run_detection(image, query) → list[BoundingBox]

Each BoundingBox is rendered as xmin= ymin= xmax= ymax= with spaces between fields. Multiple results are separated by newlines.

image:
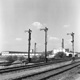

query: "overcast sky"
xmin=0 ymin=0 xmax=80 ymax=52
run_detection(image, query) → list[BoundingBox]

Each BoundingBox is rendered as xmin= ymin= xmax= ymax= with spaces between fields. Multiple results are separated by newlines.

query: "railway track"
xmin=12 ymin=60 xmax=80 ymax=80
xmin=0 ymin=58 xmax=73 ymax=74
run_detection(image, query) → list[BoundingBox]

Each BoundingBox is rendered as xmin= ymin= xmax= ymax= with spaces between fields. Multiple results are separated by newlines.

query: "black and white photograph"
xmin=0 ymin=0 xmax=80 ymax=80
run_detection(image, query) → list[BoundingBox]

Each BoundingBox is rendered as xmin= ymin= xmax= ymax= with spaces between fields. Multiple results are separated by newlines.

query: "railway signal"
xmin=40 ymin=27 xmax=48 ymax=63
xmin=67 ymin=32 xmax=75 ymax=58
xmin=25 ymin=29 xmax=32 ymax=63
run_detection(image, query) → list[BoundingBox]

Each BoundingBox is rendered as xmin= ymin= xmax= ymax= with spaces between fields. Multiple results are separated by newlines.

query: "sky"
xmin=0 ymin=0 xmax=80 ymax=52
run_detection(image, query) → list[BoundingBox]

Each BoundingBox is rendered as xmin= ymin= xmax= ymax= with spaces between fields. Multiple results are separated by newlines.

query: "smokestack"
xmin=34 ymin=43 xmax=37 ymax=54
xmin=62 ymin=38 xmax=64 ymax=49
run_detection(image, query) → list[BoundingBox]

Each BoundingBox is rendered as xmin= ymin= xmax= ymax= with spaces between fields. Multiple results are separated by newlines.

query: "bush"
xmin=13 ymin=56 xmax=18 ymax=61
xmin=32 ymin=55 xmax=38 ymax=60
xmin=54 ymin=52 xmax=66 ymax=59
xmin=5 ymin=56 xmax=18 ymax=63
xmin=19 ymin=56 xmax=25 ymax=61
xmin=39 ymin=55 xmax=45 ymax=61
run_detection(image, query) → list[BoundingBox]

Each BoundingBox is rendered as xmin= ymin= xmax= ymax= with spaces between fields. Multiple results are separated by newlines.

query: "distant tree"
xmin=5 ymin=56 xmax=18 ymax=63
xmin=13 ymin=56 xmax=18 ymax=61
xmin=32 ymin=55 xmax=38 ymax=60
xmin=39 ymin=54 xmax=45 ymax=61
xmin=47 ymin=50 xmax=53 ymax=56
xmin=31 ymin=55 xmax=39 ymax=62
xmin=19 ymin=56 xmax=25 ymax=61
xmin=54 ymin=52 xmax=66 ymax=59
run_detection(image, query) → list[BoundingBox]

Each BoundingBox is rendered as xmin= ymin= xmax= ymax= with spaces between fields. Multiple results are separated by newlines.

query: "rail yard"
xmin=0 ymin=58 xmax=80 ymax=80
xmin=1 ymin=0 xmax=80 ymax=80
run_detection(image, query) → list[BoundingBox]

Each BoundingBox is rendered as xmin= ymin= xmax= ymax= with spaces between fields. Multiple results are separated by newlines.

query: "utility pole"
xmin=40 ymin=27 xmax=48 ymax=63
xmin=25 ymin=29 xmax=32 ymax=63
xmin=67 ymin=32 xmax=75 ymax=57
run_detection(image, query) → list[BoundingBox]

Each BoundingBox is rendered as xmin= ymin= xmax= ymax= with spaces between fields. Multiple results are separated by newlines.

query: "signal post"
xmin=25 ymin=29 xmax=32 ymax=63
xmin=40 ymin=27 xmax=48 ymax=63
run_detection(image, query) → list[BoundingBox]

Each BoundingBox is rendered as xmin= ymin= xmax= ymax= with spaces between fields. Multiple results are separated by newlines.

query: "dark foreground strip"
xmin=0 ymin=59 xmax=72 ymax=74
xmin=12 ymin=61 xmax=80 ymax=80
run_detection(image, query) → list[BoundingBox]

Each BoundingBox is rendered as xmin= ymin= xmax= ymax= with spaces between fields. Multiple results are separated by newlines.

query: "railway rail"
xmin=12 ymin=60 xmax=80 ymax=80
xmin=0 ymin=58 xmax=74 ymax=74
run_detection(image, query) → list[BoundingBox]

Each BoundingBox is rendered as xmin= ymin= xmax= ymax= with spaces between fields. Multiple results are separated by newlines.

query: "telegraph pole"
xmin=25 ymin=29 xmax=32 ymax=63
xmin=40 ymin=27 xmax=48 ymax=63
xmin=67 ymin=32 xmax=75 ymax=58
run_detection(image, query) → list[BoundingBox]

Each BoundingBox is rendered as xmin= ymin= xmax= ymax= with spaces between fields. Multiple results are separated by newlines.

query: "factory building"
xmin=1 ymin=51 xmax=42 ymax=58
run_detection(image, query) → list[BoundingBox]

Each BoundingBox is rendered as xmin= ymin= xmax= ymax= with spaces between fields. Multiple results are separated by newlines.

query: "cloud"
xmin=32 ymin=22 xmax=43 ymax=29
xmin=64 ymin=25 xmax=70 ymax=28
xmin=16 ymin=38 xmax=22 ymax=41
xmin=49 ymin=36 xmax=59 ymax=41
